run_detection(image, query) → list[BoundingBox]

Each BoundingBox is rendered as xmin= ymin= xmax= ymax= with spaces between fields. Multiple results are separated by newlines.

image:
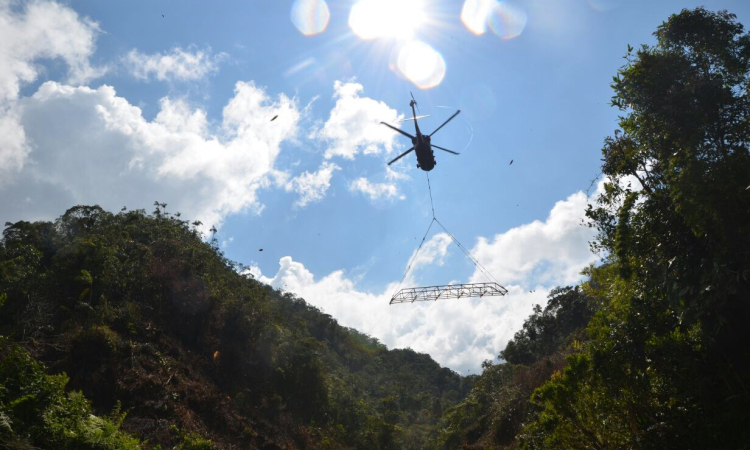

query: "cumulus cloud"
xmin=284 ymin=161 xmax=340 ymax=208
xmin=470 ymin=190 xmax=598 ymax=286
xmin=313 ymin=80 xmax=403 ymax=159
xmin=0 ymin=0 xmax=104 ymax=180
xmin=385 ymin=165 xmax=410 ymax=181
xmin=123 ymin=46 xmax=227 ymax=82
xmin=0 ymin=80 xmax=300 ymax=229
xmin=0 ymin=0 xmax=103 ymax=103
xmin=349 ymin=177 xmax=405 ymax=201
xmin=0 ymin=112 xmax=28 ymax=179
xmin=409 ymin=232 xmax=452 ymax=270
xmin=251 ymin=187 xmax=599 ymax=373
xmin=252 ymin=255 xmax=547 ymax=374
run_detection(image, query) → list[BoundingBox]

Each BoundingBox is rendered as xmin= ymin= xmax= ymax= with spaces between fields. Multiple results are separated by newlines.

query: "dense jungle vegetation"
xmin=1 ymin=6 xmax=749 ymax=450
xmin=431 ymin=7 xmax=750 ymax=449
xmin=0 ymin=202 xmax=476 ymax=449
xmin=1 ymin=212 xmax=590 ymax=450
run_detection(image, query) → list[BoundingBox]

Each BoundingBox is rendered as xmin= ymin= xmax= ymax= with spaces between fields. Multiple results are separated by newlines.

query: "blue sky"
xmin=1 ymin=0 xmax=747 ymax=372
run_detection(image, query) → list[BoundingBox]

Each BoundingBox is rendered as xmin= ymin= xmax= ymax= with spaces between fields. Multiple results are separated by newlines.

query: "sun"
xmin=349 ymin=0 xmax=426 ymax=41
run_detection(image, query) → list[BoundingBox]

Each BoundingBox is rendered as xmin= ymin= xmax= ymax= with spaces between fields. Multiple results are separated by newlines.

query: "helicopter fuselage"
xmin=409 ymin=100 xmax=436 ymax=171
xmin=382 ymin=94 xmax=459 ymax=171
xmin=412 ymin=135 xmax=435 ymax=171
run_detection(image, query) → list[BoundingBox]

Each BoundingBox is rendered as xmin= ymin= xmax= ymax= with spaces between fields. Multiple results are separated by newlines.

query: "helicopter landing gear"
xmin=416 ymin=164 xmax=420 ymax=169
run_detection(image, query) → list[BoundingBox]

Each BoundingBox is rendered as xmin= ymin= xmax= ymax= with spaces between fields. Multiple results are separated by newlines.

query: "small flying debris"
xmin=162 ymin=14 xmax=164 ymax=17
xmin=381 ymin=92 xmax=460 ymax=171
xmin=121 ymin=206 xmax=127 ymax=211
xmin=259 ymin=248 xmax=263 ymax=252
xmin=270 ymin=115 xmax=278 ymax=121
xmin=746 ymin=185 xmax=750 ymax=190
xmin=509 ymin=159 xmax=514 ymax=165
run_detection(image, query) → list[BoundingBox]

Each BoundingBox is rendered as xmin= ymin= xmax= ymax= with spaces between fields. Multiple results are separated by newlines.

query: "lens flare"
xmin=397 ymin=41 xmax=446 ymax=90
xmin=291 ymin=0 xmax=330 ymax=36
xmin=488 ymin=2 xmax=527 ymax=40
xmin=587 ymin=0 xmax=623 ymax=12
xmin=349 ymin=0 xmax=426 ymax=40
xmin=460 ymin=0 xmax=496 ymax=35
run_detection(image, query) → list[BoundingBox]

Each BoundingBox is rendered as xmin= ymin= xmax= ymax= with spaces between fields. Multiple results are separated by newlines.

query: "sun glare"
xmin=461 ymin=0 xmax=496 ymax=35
xmin=291 ymin=0 xmax=330 ymax=36
xmin=488 ymin=2 xmax=527 ymax=40
xmin=349 ymin=0 xmax=426 ymax=41
xmin=461 ymin=0 xmax=527 ymax=40
xmin=396 ymin=40 xmax=446 ymax=90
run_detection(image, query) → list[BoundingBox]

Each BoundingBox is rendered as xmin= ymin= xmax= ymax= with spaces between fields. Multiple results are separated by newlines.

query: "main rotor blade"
xmin=429 ymin=110 xmax=461 ymax=137
xmin=381 ymin=122 xmax=416 ymax=140
xmin=387 ymin=146 xmax=415 ymax=166
xmin=399 ymin=115 xmax=430 ymax=122
xmin=431 ymin=144 xmax=459 ymax=155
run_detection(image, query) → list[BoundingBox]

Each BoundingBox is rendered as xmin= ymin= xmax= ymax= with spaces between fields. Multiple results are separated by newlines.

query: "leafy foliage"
xmin=0 ymin=205 xmax=470 ymax=449
xmin=500 ymin=287 xmax=597 ymax=366
xmin=523 ymin=7 xmax=750 ymax=450
xmin=429 ymin=8 xmax=750 ymax=450
xmin=0 ymin=336 xmax=142 ymax=449
xmin=432 ymin=286 xmax=597 ymax=449
xmin=2 ymin=8 xmax=748 ymax=450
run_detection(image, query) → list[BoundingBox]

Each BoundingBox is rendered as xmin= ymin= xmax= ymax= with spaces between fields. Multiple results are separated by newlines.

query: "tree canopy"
xmin=524 ymin=8 xmax=750 ymax=449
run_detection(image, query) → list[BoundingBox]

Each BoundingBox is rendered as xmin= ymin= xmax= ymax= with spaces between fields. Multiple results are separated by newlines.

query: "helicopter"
xmin=381 ymin=93 xmax=461 ymax=171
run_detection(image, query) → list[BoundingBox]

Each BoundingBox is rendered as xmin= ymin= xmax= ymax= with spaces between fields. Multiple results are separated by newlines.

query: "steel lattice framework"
xmin=390 ymin=282 xmax=508 ymax=305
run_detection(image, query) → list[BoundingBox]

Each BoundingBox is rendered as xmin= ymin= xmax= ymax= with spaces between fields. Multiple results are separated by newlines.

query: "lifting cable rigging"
xmin=390 ymin=173 xmax=508 ymax=305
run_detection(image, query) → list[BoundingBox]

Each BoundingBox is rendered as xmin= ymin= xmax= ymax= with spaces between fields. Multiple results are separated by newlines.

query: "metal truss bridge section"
xmin=390 ymin=282 xmax=508 ymax=305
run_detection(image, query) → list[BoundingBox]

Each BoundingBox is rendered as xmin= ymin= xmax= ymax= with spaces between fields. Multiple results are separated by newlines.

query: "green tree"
xmin=501 ymin=287 xmax=596 ymax=365
xmin=0 ymin=337 xmax=141 ymax=449
xmin=524 ymin=8 xmax=750 ymax=449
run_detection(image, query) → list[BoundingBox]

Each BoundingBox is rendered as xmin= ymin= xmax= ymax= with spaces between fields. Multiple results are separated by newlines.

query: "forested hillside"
xmin=0 ymin=204 xmax=473 ymax=449
xmin=1 ymin=6 xmax=749 ymax=450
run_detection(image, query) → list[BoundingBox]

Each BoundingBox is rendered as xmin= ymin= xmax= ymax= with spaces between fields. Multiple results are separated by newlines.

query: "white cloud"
xmin=409 ymin=232 xmax=452 ymax=270
xmin=349 ymin=177 xmax=405 ymax=201
xmin=0 ymin=112 xmax=28 ymax=179
xmin=0 ymin=80 xmax=300 ymax=230
xmin=470 ymin=190 xmax=598 ymax=286
xmin=253 ymin=255 xmax=547 ymax=374
xmin=313 ymin=80 xmax=403 ymax=159
xmin=0 ymin=0 xmax=103 ymax=104
xmin=123 ymin=46 xmax=226 ymax=82
xmin=0 ymin=0 xmax=104 ymax=181
xmin=251 ymin=187 xmax=599 ymax=373
xmin=385 ymin=165 xmax=410 ymax=181
xmin=284 ymin=161 xmax=340 ymax=208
